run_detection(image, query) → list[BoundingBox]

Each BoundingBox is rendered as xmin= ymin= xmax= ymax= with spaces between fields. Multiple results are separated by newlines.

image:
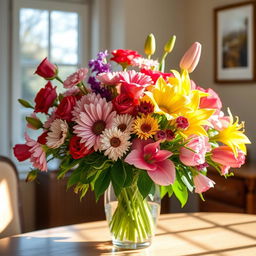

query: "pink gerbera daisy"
xmin=73 ymin=99 xmax=116 ymax=151
xmin=72 ymin=93 xmax=102 ymax=121
xmin=25 ymin=133 xmax=47 ymax=171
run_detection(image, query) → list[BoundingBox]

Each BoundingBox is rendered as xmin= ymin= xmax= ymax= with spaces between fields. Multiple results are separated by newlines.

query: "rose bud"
xmin=180 ymin=42 xmax=201 ymax=73
xmin=35 ymin=57 xmax=58 ymax=80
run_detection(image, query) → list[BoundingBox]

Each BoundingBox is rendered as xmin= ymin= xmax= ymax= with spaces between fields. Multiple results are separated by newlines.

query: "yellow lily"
xmin=145 ymin=77 xmax=191 ymax=120
xmin=213 ymin=109 xmax=251 ymax=156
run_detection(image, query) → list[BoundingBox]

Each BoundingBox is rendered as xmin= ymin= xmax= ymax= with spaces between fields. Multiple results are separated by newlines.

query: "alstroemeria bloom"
xmin=119 ymin=70 xmax=152 ymax=99
xmin=193 ymin=172 xmax=215 ymax=193
xmin=125 ymin=139 xmax=175 ymax=185
xmin=25 ymin=133 xmax=47 ymax=171
xmin=180 ymin=42 xmax=201 ymax=73
xmin=197 ymin=87 xmax=222 ymax=111
xmin=180 ymin=136 xmax=210 ymax=166
xmin=211 ymin=146 xmax=245 ymax=175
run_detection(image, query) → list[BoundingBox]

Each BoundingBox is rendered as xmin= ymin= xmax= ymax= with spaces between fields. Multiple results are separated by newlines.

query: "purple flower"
xmin=88 ymin=51 xmax=113 ymax=101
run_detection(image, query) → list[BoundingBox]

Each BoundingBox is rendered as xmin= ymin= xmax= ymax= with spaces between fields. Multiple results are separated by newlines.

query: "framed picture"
xmin=214 ymin=2 xmax=256 ymax=83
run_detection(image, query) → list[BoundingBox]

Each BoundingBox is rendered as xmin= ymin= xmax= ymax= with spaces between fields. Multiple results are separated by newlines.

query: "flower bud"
xmin=180 ymin=42 xmax=201 ymax=73
xmin=164 ymin=35 xmax=176 ymax=53
xmin=144 ymin=33 xmax=156 ymax=56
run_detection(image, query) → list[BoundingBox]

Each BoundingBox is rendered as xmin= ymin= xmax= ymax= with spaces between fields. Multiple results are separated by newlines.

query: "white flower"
xmin=112 ymin=114 xmax=134 ymax=134
xmin=46 ymin=119 xmax=68 ymax=148
xmin=100 ymin=127 xmax=131 ymax=161
xmin=132 ymin=57 xmax=159 ymax=69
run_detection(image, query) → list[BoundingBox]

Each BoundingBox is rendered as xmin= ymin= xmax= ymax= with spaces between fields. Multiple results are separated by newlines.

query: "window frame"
xmin=11 ymin=0 xmax=89 ymax=176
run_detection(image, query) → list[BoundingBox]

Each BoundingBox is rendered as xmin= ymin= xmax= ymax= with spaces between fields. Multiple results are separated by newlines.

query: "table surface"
xmin=0 ymin=212 xmax=256 ymax=256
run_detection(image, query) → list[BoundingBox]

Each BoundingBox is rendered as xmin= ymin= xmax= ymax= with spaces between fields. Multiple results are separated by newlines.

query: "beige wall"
xmin=185 ymin=0 xmax=255 ymax=162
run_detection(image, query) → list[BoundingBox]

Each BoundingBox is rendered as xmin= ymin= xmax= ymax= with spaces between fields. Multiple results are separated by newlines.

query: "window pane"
xmin=51 ymin=11 xmax=78 ymax=64
xmin=20 ymin=8 xmax=48 ymax=63
xmin=21 ymin=66 xmax=45 ymax=103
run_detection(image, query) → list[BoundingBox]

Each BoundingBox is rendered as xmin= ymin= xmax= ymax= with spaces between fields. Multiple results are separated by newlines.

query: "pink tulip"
xmin=180 ymin=42 xmax=201 ymax=73
xmin=125 ymin=139 xmax=175 ymax=185
xmin=180 ymin=136 xmax=210 ymax=166
xmin=211 ymin=146 xmax=245 ymax=175
xmin=193 ymin=172 xmax=215 ymax=193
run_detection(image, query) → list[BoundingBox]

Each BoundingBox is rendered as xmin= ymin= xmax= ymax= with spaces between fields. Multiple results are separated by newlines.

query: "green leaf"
xmin=57 ymin=157 xmax=80 ymax=179
xmin=137 ymin=171 xmax=153 ymax=199
xmin=110 ymin=160 xmax=126 ymax=188
xmin=94 ymin=168 xmax=111 ymax=201
xmin=160 ymin=185 xmax=173 ymax=198
xmin=18 ymin=99 xmax=34 ymax=109
xmin=172 ymin=177 xmax=188 ymax=208
xmin=67 ymin=170 xmax=82 ymax=189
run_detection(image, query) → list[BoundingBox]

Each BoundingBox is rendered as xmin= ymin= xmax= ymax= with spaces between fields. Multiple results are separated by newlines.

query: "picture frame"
xmin=214 ymin=1 xmax=256 ymax=83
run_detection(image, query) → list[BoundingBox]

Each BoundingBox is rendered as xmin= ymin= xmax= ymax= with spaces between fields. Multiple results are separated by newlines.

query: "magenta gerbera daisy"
xmin=73 ymin=99 xmax=116 ymax=151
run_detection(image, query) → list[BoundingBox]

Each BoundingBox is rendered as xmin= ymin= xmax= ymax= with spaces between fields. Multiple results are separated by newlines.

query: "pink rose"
xmin=193 ymin=172 xmax=215 ymax=193
xmin=211 ymin=146 xmax=245 ymax=175
xmin=63 ymin=68 xmax=88 ymax=88
xmin=180 ymin=136 xmax=210 ymax=166
xmin=56 ymin=95 xmax=77 ymax=121
xmin=35 ymin=57 xmax=57 ymax=79
xmin=34 ymin=81 xmax=57 ymax=113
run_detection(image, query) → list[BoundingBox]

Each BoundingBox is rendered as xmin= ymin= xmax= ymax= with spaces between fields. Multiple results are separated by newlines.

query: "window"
xmin=11 ymin=0 xmax=89 ymax=173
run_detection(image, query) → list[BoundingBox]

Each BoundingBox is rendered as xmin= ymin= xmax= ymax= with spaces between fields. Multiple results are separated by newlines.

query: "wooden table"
xmin=1 ymin=213 xmax=256 ymax=256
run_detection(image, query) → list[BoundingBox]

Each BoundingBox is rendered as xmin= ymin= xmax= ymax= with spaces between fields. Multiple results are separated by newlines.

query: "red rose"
xmin=141 ymin=68 xmax=174 ymax=83
xmin=69 ymin=136 xmax=94 ymax=159
xmin=34 ymin=81 xmax=57 ymax=113
xmin=56 ymin=95 xmax=76 ymax=121
xmin=13 ymin=144 xmax=32 ymax=161
xmin=35 ymin=57 xmax=58 ymax=79
xmin=37 ymin=132 xmax=48 ymax=145
xmin=112 ymin=93 xmax=138 ymax=115
xmin=111 ymin=49 xmax=141 ymax=67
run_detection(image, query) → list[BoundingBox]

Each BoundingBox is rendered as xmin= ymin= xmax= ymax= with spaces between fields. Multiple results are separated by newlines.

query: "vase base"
xmin=112 ymin=239 xmax=151 ymax=250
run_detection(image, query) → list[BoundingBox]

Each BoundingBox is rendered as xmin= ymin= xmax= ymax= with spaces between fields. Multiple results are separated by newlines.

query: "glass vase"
xmin=104 ymin=182 xmax=161 ymax=249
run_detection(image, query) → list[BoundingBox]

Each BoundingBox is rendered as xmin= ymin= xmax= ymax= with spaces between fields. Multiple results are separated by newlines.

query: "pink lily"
xmin=125 ymin=139 xmax=175 ymax=185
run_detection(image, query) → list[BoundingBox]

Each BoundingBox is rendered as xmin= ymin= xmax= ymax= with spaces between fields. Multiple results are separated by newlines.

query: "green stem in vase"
xmin=108 ymin=183 xmax=156 ymax=243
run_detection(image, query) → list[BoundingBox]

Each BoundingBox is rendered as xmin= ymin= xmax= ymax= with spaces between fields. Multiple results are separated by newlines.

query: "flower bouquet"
xmin=14 ymin=34 xmax=250 ymax=249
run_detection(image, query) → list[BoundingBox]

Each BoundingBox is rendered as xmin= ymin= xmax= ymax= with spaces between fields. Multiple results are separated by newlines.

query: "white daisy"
xmin=46 ymin=119 xmax=68 ymax=148
xmin=100 ymin=127 xmax=131 ymax=161
xmin=112 ymin=114 xmax=134 ymax=134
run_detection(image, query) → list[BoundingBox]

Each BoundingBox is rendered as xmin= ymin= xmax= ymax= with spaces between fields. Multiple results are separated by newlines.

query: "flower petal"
xmin=147 ymin=159 xmax=176 ymax=185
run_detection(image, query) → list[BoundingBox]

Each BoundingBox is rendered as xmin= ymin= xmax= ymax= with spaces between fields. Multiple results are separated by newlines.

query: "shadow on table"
xmin=0 ymin=236 xmax=151 ymax=256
